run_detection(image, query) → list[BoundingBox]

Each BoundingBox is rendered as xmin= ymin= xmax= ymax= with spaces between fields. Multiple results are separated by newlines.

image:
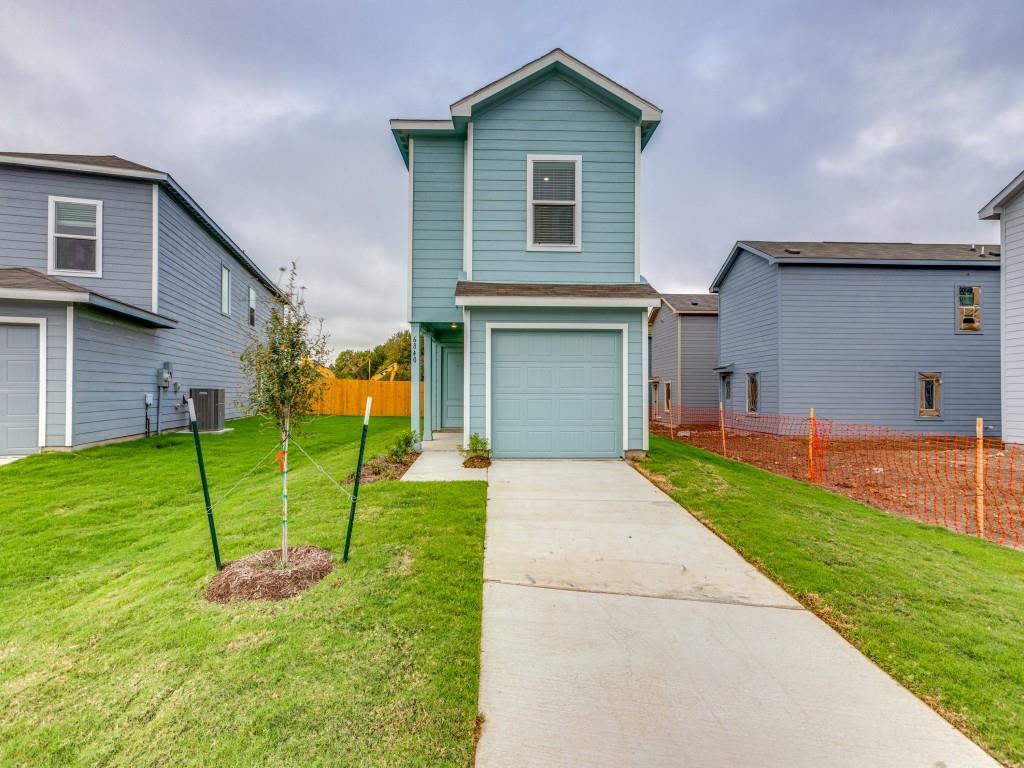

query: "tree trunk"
xmin=281 ymin=411 xmax=290 ymax=567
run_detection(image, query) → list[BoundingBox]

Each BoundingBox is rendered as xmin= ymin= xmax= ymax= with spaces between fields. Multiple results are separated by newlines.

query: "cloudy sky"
xmin=2 ymin=0 xmax=1022 ymax=352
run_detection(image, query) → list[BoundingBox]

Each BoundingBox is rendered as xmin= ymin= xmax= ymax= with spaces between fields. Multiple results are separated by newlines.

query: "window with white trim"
xmin=221 ymin=266 xmax=231 ymax=315
xmin=527 ymin=155 xmax=581 ymax=250
xmin=49 ymin=196 xmax=102 ymax=275
xmin=248 ymin=286 xmax=257 ymax=326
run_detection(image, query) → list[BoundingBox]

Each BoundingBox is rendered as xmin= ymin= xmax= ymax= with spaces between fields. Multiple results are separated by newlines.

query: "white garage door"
xmin=0 ymin=324 xmax=40 ymax=455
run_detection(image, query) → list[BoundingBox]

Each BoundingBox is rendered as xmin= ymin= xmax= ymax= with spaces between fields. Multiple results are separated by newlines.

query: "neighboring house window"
xmin=221 ymin=266 xmax=231 ymax=315
xmin=48 ymin=196 xmax=102 ymax=276
xmin=664 ymin=382 xmax=672 ymax=413
xmin=918 ymin=372 xmax=941 ymax=417
xmin=957 ymin=285 xmax=981 ymax=332
xmin=746 ymin=373 xmax=759 ymax=413
xmin=248 ymin=286 xmax=256 ymax=326
xmin=650 ymin=381 xmax=659 ymax=413
xmin=527 ymin=155 xmax=582 ymax=251
xmin=721 ymin=373 xmax=732 ymax=401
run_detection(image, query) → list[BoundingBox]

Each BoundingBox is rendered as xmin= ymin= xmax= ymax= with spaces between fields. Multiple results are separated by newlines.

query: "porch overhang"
xmin=454 ymin=281 xmax=661 ymax=309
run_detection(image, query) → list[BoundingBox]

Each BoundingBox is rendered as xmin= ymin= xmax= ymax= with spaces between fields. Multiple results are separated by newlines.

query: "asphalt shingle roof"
xmin=742 ymin=241 xmax=1000 ymax=262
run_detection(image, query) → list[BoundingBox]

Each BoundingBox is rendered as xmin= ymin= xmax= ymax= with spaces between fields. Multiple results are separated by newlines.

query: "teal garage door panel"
xmin=491 ymin=329 xmax=622 ymax=458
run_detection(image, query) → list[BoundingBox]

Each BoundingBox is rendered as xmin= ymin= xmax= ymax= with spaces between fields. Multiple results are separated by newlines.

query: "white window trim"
xmin=526 ymin=154 xmax=582 ymax=252
xmin=0 ymin=315 xmax=47 ymax=448
xmin=220 ymin=265 xmax=231 ymax=316
xmin=484 ymin=322 xmax=629 ymax=453
xmin=48 ymin=195 xmax=103 ymax=278
xmin=248 ymin=285 xmax=257 ymax=326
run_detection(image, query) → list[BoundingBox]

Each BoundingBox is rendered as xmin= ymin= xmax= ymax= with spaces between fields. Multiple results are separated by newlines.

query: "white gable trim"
xmin=979 ymin=167 xmax=1024 ymax=220
xmin=450 ymin=49 xmax=661 ymax=122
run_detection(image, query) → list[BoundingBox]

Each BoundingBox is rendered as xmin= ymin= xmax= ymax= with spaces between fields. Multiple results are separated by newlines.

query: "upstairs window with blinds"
xmin=527 ymin=155 xmax=581 ymax=250
xmin=48 ymin=196 xmax=102 ymax=275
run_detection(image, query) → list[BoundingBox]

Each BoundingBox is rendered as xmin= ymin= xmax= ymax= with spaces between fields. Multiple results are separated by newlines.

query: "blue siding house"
xmin=391 ymin=49 xmax=662 ymax=457
xmin=0 ymin=153 xmax=279 ymax=454
xmin=980 ymin=169 xmax=1024 ymax=444
xmin=648 ymin=294 xmax=719 ymax=415
xmin=711 ymin=241 xmax=1001 ymax=435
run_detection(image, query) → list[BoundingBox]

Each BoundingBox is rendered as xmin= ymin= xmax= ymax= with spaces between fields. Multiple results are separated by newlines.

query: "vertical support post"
xmin=808 ymin=407 xmax=816 ymax=483
xmin=281 ymin=412 xmax=290 ymax=566
xmin=410 ymin=323 xmax=421 ymax=448
xmin=188 ymin=398 xmax=221 ymax=570
xmin=719 ymin=400 xmax=727 ymax=456
xmin=976 ymin=416 xmax=986 ymax=538
xmin=344 ymin=397 xmax=372 ymax=563
xmin=423 ymin=331 xmax=433 ymax=441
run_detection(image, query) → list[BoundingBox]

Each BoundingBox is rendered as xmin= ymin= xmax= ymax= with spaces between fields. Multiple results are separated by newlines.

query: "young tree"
xmin=240 ymin=263 xmax=330 ymax=566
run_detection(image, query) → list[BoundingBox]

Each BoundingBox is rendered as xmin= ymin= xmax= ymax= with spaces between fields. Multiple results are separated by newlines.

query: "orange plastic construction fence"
xmin=651 ymin=404 xmax=1022 ymax=549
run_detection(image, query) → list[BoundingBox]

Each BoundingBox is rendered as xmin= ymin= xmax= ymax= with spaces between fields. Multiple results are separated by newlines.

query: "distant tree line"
xmin=333 ymin=330 xmax=412 ymax=380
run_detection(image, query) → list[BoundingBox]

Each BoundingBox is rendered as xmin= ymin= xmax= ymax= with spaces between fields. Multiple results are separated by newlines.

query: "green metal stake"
xmin=188 ymin=398 xmax=222 ymax=570
xmin=343 ymin=397 xmax=372 ymax=563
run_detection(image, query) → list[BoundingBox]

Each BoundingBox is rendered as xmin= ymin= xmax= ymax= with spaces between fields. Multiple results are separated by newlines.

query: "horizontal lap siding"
xmin=412 ymin=137 xmax=463 ymax=323
xmin=1002 ymin=193 xmax=1024 ymax=442
xmin=468 ymin=307 xmax=645 ymax=451
xmin=717 ymin=250 xmax=780 ymax=413
xmin=0 ymin=167 xmax=153 ymax=307
xmin=472 ymin=75 xmax=636 ymax=283
xmin=779 ymin=264 xmax=1000 ymax=434
xmin=681 ymin=314 xmax=720 ymax=408
xmin=153 ymin=190 xmax=275 ymax=434
xmin=0 ymin=299 xmax=68 ymax=446
xmin=649 ymin=307 xmax=676 ymax=412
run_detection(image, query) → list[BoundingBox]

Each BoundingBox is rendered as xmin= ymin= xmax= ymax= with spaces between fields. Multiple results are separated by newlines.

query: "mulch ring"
xmin=463 ymin=455 xmax=491 ymax=469
xmin=352 ymin=452 xmax=418 ymax=484
xmin=204 ymin=545 xmax=333 ymax=603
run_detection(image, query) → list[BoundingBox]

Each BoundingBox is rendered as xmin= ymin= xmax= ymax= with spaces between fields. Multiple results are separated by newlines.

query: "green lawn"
xmin=643 ymin=435 xmax=1024 ymax=767
xmin=0 ymin=416 xmax=487 ymax=768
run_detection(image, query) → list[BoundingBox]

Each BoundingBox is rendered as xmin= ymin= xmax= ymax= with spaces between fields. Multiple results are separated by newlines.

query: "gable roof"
xmin=0 ymin=152 xmax=281 ymax=295
xmin=390 ymin=48 xmax=662 ymax=165
xmin=979 ymin=167 xmax=1024 ymax=220
xmin=0 ymin=267 xmax=176 ymax=327
xmin=660 ymin=293 xmax=718 ymax=314
xmin=710 ymin=241 xmax=1001 ymax=291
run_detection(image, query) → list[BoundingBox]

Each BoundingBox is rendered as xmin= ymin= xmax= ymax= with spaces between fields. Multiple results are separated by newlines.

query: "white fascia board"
xmin=455 ymin=296 xmax=660 ymax=308
xmin=979 ymin=167 xmax=1024 ymax=220
xmin=450 ymin=49 xmax=662 ymax=123
xmin=0 ymin=154 xmax=166 ymax=181
xmin=389 ymin=119 xmax=456 ymax=132
xmin=0 ymin=288 xmax=89 ymax=302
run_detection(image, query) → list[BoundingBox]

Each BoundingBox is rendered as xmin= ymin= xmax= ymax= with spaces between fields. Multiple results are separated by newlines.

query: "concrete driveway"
xmin=475 ymin=459 xmax=996 ymax=767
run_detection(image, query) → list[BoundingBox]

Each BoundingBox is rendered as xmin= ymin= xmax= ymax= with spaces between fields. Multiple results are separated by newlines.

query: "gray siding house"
xmin=0 ymin=153 xmax=278 ymax=454
xmin=648 ymin=293 xmax=719 ymax=416
xmin=710 ymin=241 xmax=1001 ymax=435
xmin=980 ymin=169 xmax=1024 ymax=444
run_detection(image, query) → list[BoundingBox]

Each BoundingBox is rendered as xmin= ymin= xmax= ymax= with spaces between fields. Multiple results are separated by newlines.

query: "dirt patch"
xmin=204 ymin=545 xmax=333 ymax=603
xmin=462 ymin=455 xmax=491 ymax=469
xmin=352 ymin=453 xmax=418 ymax=484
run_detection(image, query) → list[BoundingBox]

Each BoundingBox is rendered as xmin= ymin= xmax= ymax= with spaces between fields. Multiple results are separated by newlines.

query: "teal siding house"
xmin=391 ymin=49 xmax=662 ymax=458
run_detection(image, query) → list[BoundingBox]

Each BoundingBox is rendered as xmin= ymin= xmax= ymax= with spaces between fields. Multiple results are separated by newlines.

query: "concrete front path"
xmin=401 ymin=431 xmax=488 ymax=482
xmin=476 ymin=459 xmax=996 ymax=768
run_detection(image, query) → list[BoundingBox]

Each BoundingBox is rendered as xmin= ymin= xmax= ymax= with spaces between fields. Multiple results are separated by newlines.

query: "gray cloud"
xmin=1 ymin=0 xmax=1021 ymax=348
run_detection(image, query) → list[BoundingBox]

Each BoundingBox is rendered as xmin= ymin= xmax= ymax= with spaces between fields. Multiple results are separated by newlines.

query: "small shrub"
xmin=461 ymin=433 xmax=490 ymax=460
xmin=386 ymin=430 xmax=420 ymax=462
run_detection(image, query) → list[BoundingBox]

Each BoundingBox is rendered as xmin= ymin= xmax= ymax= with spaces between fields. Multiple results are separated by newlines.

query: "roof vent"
xmin=784 ymin=248 xmax=801 ymax=254
xmin=981 ymin=246 xmax=986 ymax=256
xmin=690 ymin=300 xmax=699 ymax=306
xmin=970 ymin=244 xmax=976 ymax=251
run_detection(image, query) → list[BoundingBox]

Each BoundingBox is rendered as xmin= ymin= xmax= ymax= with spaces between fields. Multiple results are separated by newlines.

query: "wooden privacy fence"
xmin=313 ymin=379 xmax=422 ymax=417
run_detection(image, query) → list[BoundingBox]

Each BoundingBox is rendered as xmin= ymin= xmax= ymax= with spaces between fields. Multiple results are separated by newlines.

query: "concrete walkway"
xmin=401 ymin=431 xmax=488 ymax=482
xmin=476 ymin=459 xmax=996 ymax=767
